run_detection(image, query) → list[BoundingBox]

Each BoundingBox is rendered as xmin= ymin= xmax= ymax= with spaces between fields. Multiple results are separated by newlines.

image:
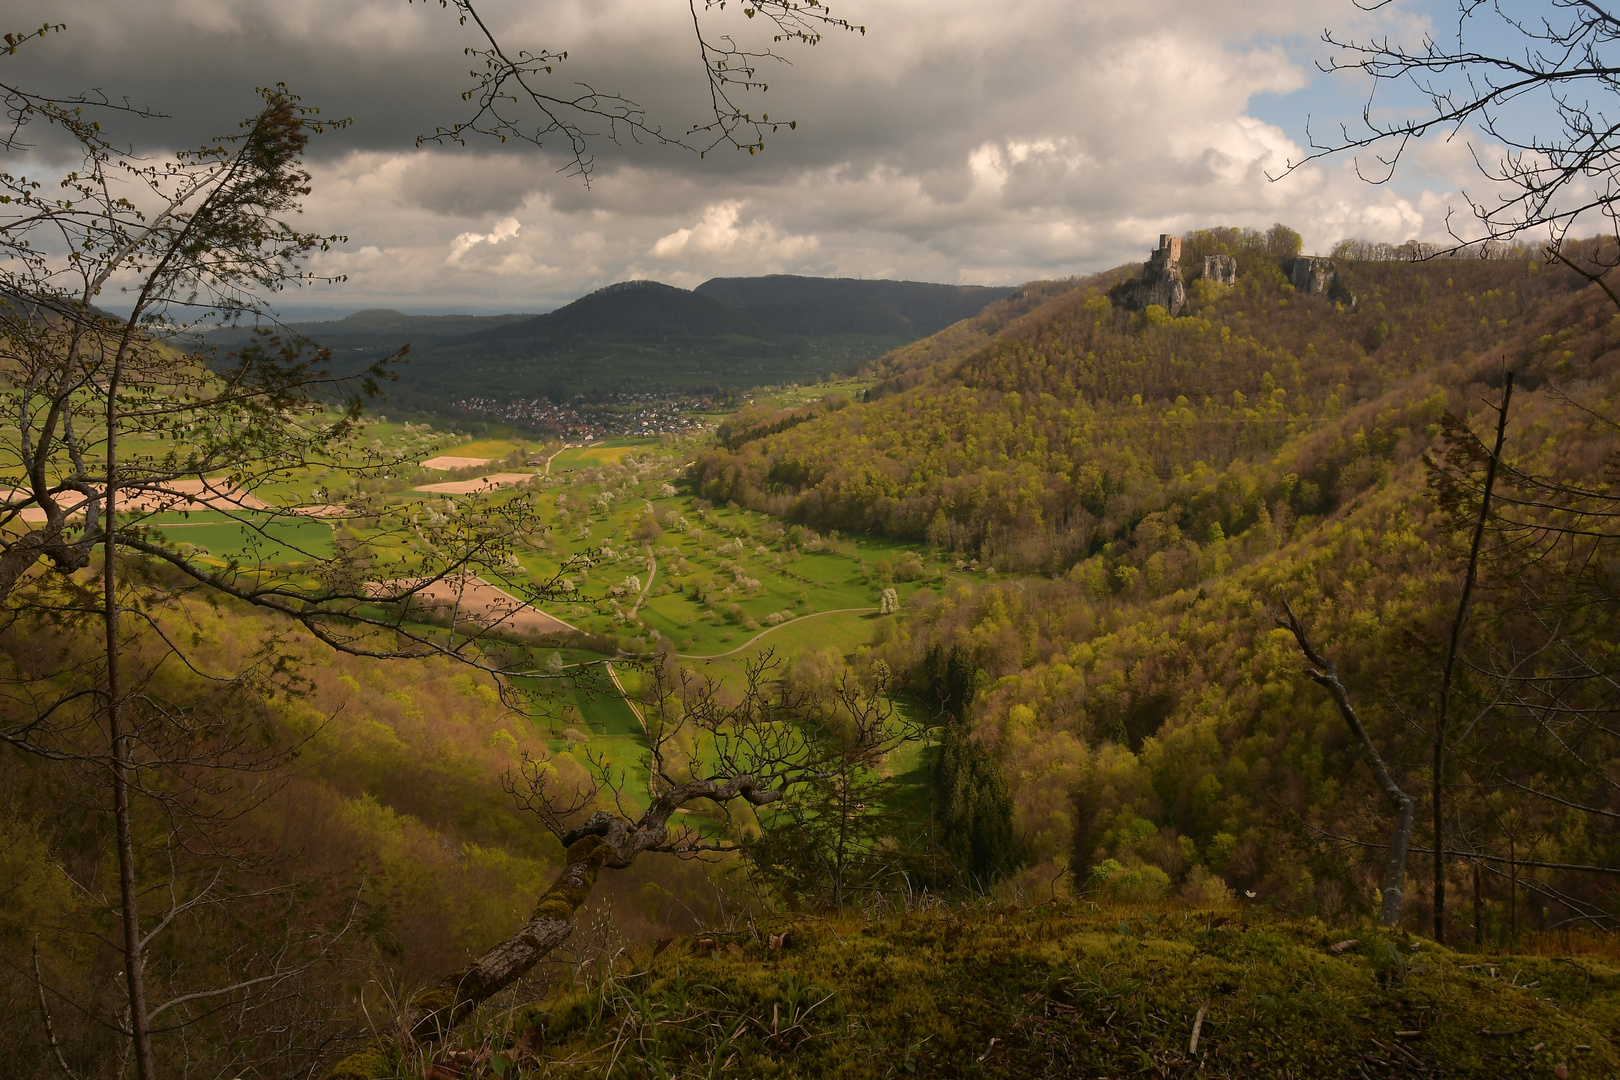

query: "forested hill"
xmin=694 ymin=240 xmax=1620 ymax=932
xmin=454 ymin=280 xmax=771 ymax=348
xmin=694 ymin=249 xmax=1586 ymax=570
xmin=402 ymin=278 xmax=1017 ymax=402
xmin=389 ymin=281 xmax=794 ymax=409
xmin=693 ymin=274 xmax=1016 ymax=337
xmin=203 ymin=277 xmax=1018 ymax=411
xmin=205 ymin=308 xmax=535 ymax=351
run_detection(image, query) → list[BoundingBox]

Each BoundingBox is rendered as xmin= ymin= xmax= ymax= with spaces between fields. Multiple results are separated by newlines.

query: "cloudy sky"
xmin=6 ymin=0 xmax=1491 ymax=314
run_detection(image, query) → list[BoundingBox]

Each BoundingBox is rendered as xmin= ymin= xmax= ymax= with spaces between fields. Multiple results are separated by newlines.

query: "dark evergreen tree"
xmin=925 ymin=644 xmax=1022 ymax=890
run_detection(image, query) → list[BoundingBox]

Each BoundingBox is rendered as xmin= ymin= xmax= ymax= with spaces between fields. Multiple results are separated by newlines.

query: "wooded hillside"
xmin=693 ymin=242 xmax=1620 ymax=937
xmin=694 ymin=253 xmax=1575 ymax=572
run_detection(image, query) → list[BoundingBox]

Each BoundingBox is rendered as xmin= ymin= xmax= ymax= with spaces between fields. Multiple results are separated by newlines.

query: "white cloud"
xmin=8 ymin=0 xmax=1506 ymax=310
xmin=448 ymin=217 xmax=523 ymax=266
xmin=650 ymin=202 xmax=819 ymax=263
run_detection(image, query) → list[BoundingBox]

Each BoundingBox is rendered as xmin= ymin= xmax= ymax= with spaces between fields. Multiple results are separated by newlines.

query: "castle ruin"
xmin=1115 ymin=234 xmax=1237 ymax=316
xmin=1121 ymin=234 xmax=1189 ymax=315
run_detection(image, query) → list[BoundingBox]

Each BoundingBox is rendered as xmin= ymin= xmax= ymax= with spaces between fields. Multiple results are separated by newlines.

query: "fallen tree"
xmin=324 ymin=651 xmax=916 ymax=1078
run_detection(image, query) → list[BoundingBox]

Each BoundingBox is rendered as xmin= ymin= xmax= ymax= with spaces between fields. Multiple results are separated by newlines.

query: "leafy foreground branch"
xmin=325 ymin=652 xmax=914 ymax=1078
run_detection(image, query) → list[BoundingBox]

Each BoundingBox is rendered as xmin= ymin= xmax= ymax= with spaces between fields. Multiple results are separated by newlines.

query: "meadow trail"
xmin=676 ymin=606 xmax=878 ymax=659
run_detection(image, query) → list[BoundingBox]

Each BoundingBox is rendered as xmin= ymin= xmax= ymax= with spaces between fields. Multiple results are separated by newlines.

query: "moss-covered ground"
xmin=427 ymin=903 xmax=1620 ymax=1079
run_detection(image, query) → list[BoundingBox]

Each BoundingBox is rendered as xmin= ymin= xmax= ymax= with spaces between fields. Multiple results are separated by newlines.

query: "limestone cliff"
xmin=1202 ymin=254 xmax=1237 ymax=285
xmin=1290 ymin=255 xmax=1356 ymax=308
xmin=1290 ymin=256 xmax=1335 ymax=295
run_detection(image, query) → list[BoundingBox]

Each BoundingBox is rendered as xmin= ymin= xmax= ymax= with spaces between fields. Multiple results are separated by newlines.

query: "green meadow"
xmin=146 ymin=510 xmax=336 ymax=563
xmin=3 ymin=412 xmax=961 ymax=822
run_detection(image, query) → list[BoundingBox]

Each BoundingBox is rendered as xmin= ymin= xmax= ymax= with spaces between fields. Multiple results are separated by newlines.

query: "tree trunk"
xmin=105 ymin=357 xmax=157 ymax=1080
xmin=320 ymin=771 xmax=779 ymax=1077
xmin=1433 ymin=372 xmax=1513 ymax=945
xmin=1380 ymin=788 xmax=1416 ymax=928
xmin=1509 ymin=835 xmax=1518 ymax=950
xmin=0 ymin=526 xmax=91 ymax=605
xmin=1279 ymin=599 xmax=1415 ymax=928
xmin=322 ymin=835 xmax=613 ymax=1080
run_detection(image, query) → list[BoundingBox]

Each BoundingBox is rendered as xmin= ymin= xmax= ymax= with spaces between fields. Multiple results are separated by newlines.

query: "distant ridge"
xmin=201 ymin=274 xmax=1022 ymax=416
xmin=458 ymin=280 xmax=772 ymax=353
xmin=695 ymin=274 xmax=1016 ymax=337
xmin=204 ymin=309 xmax=533 ymax=350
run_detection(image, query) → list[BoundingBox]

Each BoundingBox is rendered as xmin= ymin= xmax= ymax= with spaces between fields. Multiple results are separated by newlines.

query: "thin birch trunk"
xmin=1433 ymin=371 xmax=1513 ymax=944
xmin=1279 ymin=599 xmax=1416 ymax=927
xmin=104 ymin=349 xmax=156 ymax=1080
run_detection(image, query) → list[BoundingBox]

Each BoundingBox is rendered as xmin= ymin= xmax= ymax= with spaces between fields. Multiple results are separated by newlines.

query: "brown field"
xmin=415 ymin=473 xmax=532 ymax=495
xmin=366 ymin=574 xmax=575 ymax=635
xmin=6 ymin=478 xmax=279 ymax=523
xmin=420 ymin=455 xmax=494 ymax=470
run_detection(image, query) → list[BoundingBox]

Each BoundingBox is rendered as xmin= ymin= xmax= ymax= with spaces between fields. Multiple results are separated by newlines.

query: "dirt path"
xmin=541 ymin=444 xmax=571 ymax=476
xmin=601 ymin=661 xmax=647 ymax=735
xmin=600 ymin=659 xmax=689 ymax=811
xmin=677 ymin=606 xmax=877 ymax=660
xmin=629 ymin=544 xmax=656 ymax=617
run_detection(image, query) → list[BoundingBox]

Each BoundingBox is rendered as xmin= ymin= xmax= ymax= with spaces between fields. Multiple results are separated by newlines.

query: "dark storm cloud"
xmin=0 ymin=1 xmax=1472 ymax=309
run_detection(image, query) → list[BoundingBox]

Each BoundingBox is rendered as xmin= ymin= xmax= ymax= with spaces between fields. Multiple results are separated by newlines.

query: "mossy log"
xmin=321 ymin=836 xmax=610 ymax=1080
xmin=322 ymin=774 xmax=779 ymax=1079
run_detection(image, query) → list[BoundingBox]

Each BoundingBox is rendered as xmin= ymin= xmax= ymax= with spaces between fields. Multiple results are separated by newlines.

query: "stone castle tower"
xmin=1135 ymin=235 xmax=1188 ymax=315
xmin=1115 ymin=233 xmax=1238 ymax=317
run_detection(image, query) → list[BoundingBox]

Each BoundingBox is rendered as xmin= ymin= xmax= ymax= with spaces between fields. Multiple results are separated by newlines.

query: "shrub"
xmin=1089 ymin=860 xmax=1171 ymax=902
xmin=1083 ymin=858 xmax=1124 ymax=894
xmin=1178 ymin=865 xmax=1235 ymax=907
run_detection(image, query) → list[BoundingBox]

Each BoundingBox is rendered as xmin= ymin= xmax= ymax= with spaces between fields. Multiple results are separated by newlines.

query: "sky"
xmin=3 ymin=0 xmax=1507 ymax=315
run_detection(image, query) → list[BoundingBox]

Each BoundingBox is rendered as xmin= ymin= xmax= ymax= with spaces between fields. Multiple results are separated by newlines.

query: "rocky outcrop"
xmin=1290 ymin=256 xmax=1357 ymax=309
xmin=1291 ymin=256 xmax=1335 ymax=295
xmin=1202 ymin=254 xmax=1238 ymax=285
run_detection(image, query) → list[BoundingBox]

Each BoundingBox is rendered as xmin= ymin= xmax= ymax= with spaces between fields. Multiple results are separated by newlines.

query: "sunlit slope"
xmin=693 ymin=256 xmax=1580 ymax=572
xmin=690 ymin=251 xmax=1620 ymax=924
xmin=694 ymin=274 xmax=1015 ymax=337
